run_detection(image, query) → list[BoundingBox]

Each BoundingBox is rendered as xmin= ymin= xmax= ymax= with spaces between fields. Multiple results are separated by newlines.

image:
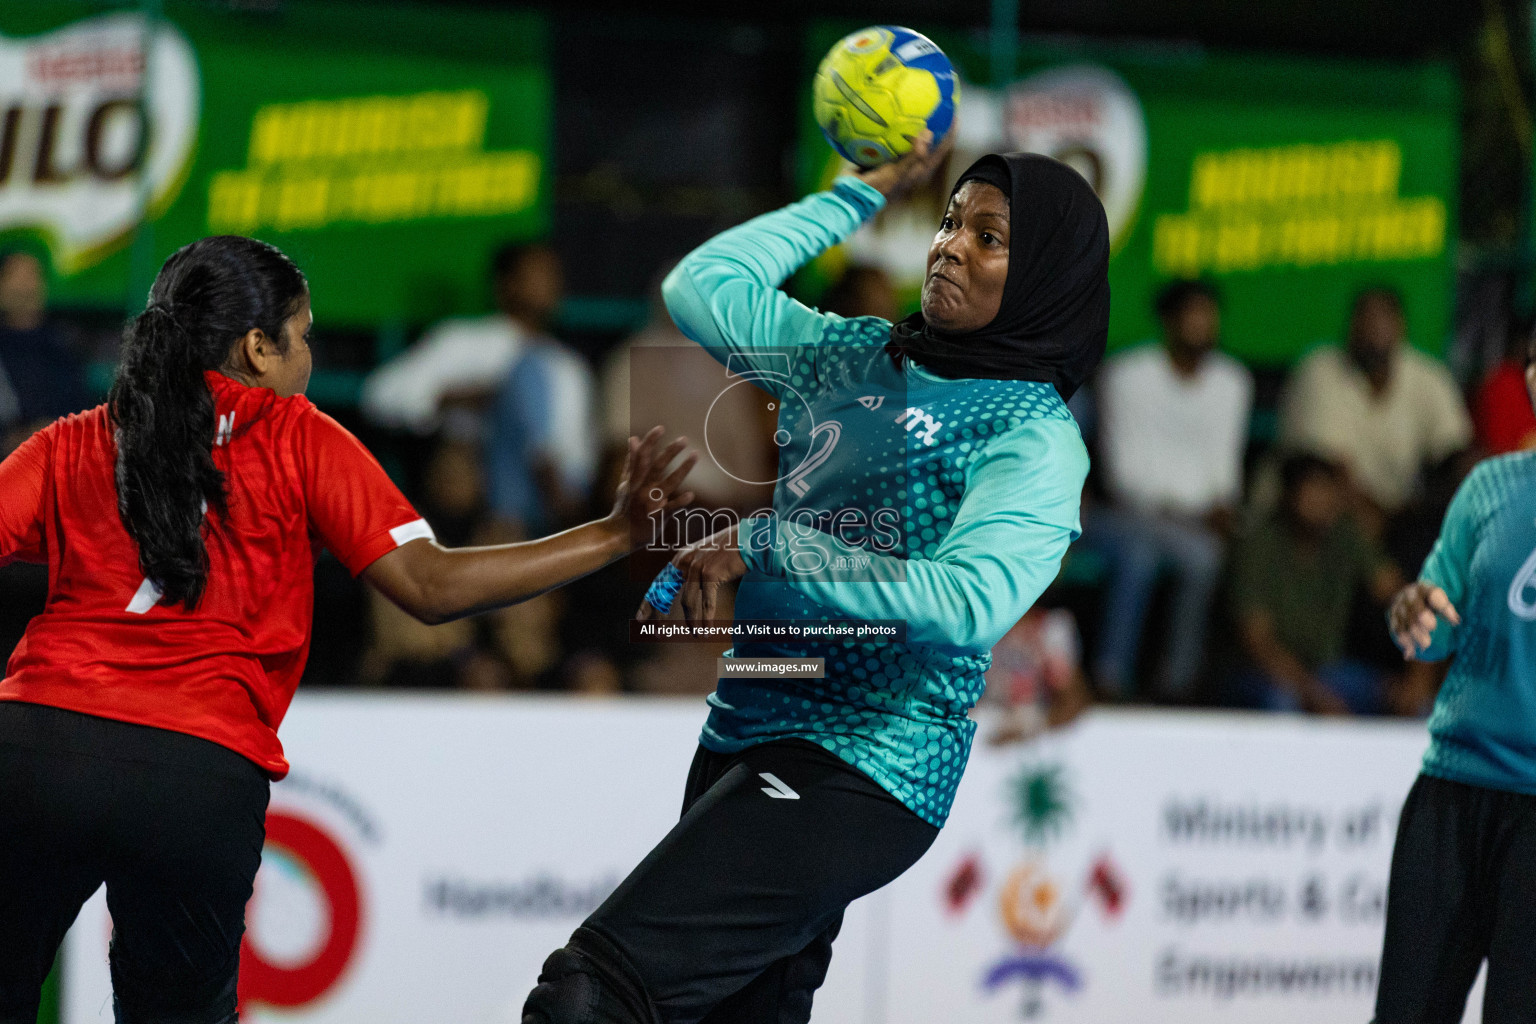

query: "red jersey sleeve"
xmin=297 ymin=407 xmax=432 ymax=575
xmin=1474 ymin=365 xmax=1536 ymax=455
xmin=0 ymin=427 xmax=51 ymax=565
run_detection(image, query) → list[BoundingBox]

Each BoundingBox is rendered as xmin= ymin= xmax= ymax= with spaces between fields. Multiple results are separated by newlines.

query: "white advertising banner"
xmin=885 ymin=711 xmax=1481 ymax=1023
xmin=63 ymin=698 xmax=1479 ymax=1023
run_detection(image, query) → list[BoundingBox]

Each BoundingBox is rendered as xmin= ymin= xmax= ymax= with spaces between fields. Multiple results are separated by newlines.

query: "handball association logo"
xmin=237 ymin=808 xmax=366 ymax=1014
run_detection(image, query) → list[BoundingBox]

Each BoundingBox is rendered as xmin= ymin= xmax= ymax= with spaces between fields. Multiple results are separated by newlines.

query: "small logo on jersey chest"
xmin=215 ymin=411 xmax=236 ymax=447
xmin=895 ymin=406 xmax=944 ymax=446
xmin=857 ymin=395 xmax=885 ymax=410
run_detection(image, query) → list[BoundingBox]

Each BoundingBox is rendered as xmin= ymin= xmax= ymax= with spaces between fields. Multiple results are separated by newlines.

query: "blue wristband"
xmin=644 ymin=562 xmax=685 ymax=615
xmin=831 ymin=176 xmax=888 ymax=219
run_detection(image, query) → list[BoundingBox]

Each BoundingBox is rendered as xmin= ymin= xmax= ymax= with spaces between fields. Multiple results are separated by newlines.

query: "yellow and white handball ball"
xmin=812 ymin=25 xmax=959 ymax=169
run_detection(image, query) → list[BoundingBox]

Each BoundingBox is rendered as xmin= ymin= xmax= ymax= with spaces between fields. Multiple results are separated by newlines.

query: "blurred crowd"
xmin=1067 ymin=280 xmax=1479 ymax=722
xmin=0 ymin=240 xmax=1526 ymax=730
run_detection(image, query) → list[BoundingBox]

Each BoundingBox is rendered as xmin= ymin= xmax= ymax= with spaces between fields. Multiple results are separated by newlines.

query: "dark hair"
xmin=1154 ymin=279 xmax=1219 ymax=320
xmin=1350 ymin=285 xmax=1404 ymax=319
xmin=1279 ymin=451 xmax=1345 ymax=496
xmin=109 ymin=236 xmax=307 ymax=609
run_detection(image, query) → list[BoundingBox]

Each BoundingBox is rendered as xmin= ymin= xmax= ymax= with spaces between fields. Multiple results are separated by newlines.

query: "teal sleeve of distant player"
xmin=1416 ymin=466 xmax=1478 ymax=661
xmin=660 ymin=177 xmax=886 ymax=391
xmin=739 ymin=422 xmax=1088 ymax=655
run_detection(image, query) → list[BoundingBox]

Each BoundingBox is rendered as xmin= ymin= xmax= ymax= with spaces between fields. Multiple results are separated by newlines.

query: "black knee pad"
xmin=523 ymin=946 xmax=602 ymax=1023
xmin=522 ymin=927 xmax=661 ymax=1024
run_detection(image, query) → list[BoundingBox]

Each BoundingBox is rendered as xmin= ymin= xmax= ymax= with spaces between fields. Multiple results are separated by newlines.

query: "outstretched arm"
xmin=361 ymin=428 xmax=695 ymax=625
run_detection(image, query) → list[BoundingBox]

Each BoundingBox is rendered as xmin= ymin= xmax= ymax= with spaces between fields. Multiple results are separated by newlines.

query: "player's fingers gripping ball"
xmin=644 ymin=562 xmax=686 ymax=616
xmin=813 ymin=25 xmax=959 ymax=169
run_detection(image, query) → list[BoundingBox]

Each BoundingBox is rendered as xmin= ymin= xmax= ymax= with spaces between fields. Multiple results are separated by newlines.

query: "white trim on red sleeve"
xmin=389 ymin=519 xmax=436 ymax=547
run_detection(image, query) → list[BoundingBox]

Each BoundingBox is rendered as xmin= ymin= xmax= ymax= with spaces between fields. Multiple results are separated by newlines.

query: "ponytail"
xmin=109 ymin=236 xmax=307 ymax=609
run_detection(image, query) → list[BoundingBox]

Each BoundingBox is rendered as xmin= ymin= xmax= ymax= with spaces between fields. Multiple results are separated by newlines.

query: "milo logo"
xmin=0 ymin=13 xmax=199 ymax=272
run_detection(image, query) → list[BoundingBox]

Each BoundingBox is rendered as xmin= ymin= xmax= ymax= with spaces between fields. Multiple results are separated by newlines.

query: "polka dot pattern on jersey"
xmin=702 ymin=315 xmax=1082 ymax=828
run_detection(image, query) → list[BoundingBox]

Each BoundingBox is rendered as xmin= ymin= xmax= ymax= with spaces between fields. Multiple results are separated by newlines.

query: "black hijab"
xmin=887 ymin=152 xmax=1110 ymax=400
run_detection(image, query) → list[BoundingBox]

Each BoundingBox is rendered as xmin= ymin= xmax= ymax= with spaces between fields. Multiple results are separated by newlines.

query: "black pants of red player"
xmin=0 ymin=702 xmax=269 ymax=1024
xmin=1374 ymin=774 xmax=1536 ymax=1024
xmin=522 ymin=738 xmax=938 ymax=1024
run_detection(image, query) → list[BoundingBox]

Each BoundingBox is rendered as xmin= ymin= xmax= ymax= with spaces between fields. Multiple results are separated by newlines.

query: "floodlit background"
xmin=2 ymin=0 xmax=1529 ymax=1021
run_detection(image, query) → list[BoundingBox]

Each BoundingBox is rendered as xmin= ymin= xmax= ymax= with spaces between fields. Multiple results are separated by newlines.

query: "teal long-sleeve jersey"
xmin=1417 ymin=450 xmax=1536 ymax=793
xmin=660 ymin=177 xmax=1089 ymax=827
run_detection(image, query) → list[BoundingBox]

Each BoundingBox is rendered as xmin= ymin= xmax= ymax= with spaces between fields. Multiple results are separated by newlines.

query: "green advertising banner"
xmin=803 ymin=26 xmax=1458 ymax=365
xmin=0 ymin=1 xmax=549 ymax=325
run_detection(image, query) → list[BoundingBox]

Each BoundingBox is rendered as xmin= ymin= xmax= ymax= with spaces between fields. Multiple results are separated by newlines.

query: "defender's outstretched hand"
xmin=855 ymin=128 xmax=955 ymax=204
xmin=636 ymin=525 xmax=746 ymax=625
xmin=1389 ymin=581 xmax=1461 ymax=659
xmin=607 ymin=425 xmax=698 ymax=548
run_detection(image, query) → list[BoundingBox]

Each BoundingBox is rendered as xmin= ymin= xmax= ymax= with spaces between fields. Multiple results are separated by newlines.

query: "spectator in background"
xmin=0 ymin=251 xmax=81 ymax=672
xmin=1085 ymin=280 xmax=1252 ymax=700
xmin=0 ymin=251 xmax=87 ymax=451
xmin=358 ymin=440 xmax=494 ymax=689
xmin=1279 ymin=287 xmax=1471 ymax=534
xmin=483 ymin=321 xmax=596 ymax=535
xmin=360 ymin=242 xmax=568 ymax=438
xmin=1230 ymin=453 xmax=1403 ymax=714
xmin=1472 ymin=314 xmax=1536 ymax=454
xmin=475 ymin=249 xmax=595 ymax=697
xmin=360 ymin=243 xmax=595 ymax=690
xmin=980 ymin=604 xmax=1091 ymax=744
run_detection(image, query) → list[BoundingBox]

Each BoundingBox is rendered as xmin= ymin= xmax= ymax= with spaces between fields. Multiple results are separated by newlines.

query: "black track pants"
xmin=525 ymin=739 xmax=939 ymax=1024
xmin=0 ymin=702 xmax=269 ymax=1024
xmin=1374 ymin=774 xmax=1536 ymax=1024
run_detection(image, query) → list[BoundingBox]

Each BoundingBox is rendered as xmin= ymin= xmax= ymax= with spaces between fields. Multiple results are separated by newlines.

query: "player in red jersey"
xmin=0 ymin=235 xmax=695 ymax=1024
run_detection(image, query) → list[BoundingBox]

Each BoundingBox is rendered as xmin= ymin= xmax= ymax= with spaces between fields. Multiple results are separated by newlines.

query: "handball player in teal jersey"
xmin=1376 ymin=333 xmax=1536 ymax=1022
xmin=523 ymin=134 xmax=1109 ymax=1024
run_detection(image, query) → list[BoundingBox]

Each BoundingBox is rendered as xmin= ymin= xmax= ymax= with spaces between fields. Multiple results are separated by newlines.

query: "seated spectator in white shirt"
xmin=361 ymin=242 xmax=594 ymax=537
xmin=1084 ymin=280 xmax=1253 ymax=701
xmin=360 ymin=243 xmax=567 ymax=436
xmin=1278 ymin=286 xmax=1471 ymax=535
xmin=476 ymin=246 xmax=595 ymax=535
xmin=485 ymin=333 xmax=596 ymax=536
